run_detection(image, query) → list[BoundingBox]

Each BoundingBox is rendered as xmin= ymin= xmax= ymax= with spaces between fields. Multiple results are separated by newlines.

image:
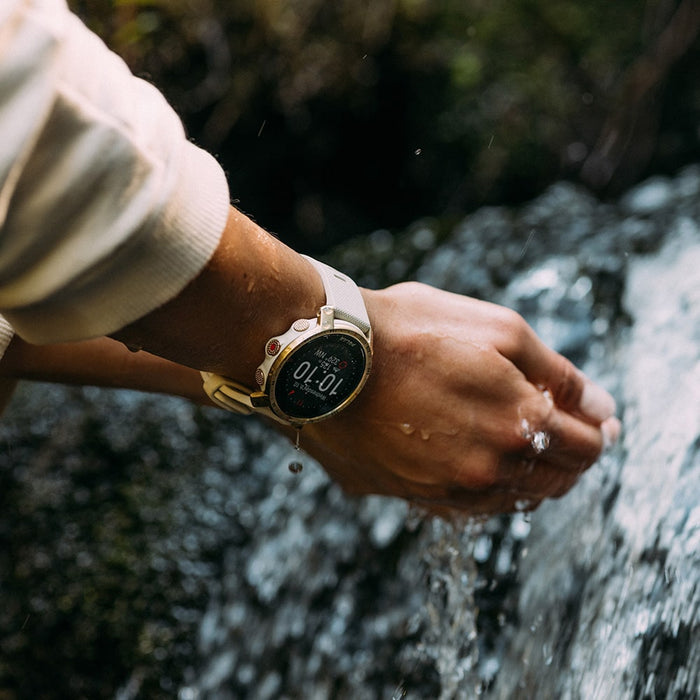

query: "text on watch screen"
xmin=274 ymin=334 xmax=367 ymax=419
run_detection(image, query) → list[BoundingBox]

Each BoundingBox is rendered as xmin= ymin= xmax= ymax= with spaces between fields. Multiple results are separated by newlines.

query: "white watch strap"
xmin=301 ymin=255 xmax=370 ymax=335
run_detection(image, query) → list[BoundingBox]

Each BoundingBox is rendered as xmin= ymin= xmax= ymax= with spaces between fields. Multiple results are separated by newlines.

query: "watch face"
xmin=272 ymin=332 xmax=369 ymax=421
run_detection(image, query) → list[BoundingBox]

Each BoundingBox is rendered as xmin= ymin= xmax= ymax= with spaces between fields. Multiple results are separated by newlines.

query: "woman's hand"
xmin=0 ymin=281 xmax=620 ymax=517
xmin=301 ymin=282 xmax=620 ymax=516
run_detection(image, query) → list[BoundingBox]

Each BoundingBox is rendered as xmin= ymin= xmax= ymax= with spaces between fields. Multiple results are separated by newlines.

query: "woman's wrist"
xmin=111 ymin=206 xmax=326 ymax=385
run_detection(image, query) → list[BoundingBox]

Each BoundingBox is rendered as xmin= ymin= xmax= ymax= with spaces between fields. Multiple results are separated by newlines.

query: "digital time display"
xmin=272 ymin=333 xmax=369 ymax=421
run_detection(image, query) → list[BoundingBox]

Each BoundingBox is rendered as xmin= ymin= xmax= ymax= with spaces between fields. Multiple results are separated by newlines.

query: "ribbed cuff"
xmin=0 ymin=315 xmax=14 ymax=360
xmin=5 ymin=143 xmax=229 ymax=344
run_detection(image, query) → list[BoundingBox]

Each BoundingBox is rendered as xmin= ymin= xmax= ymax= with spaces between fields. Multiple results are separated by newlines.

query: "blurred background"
xmin=72 ymin=0 xmax=700 ymax=252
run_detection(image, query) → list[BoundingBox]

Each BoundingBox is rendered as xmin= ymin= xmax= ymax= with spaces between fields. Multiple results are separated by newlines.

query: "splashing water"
xmin=406 ymin=517 xmax=484 ymax=699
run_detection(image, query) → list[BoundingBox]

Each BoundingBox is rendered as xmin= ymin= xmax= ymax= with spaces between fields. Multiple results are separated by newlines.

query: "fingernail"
xmin=580 ymin=380 xmax=617 ymax=422
xmin=601 ymin=416 xmax=622 ymax=450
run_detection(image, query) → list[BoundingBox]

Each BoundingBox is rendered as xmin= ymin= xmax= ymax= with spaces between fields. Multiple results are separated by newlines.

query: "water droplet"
xmin=473 ymin=535 xmax=492 ymax=562
xmin=288 ymin=461 xmax=303 ymax=474
xmin=399 ymin=423 xmax=416 ymax=435
xmin=530 ymin=431 xmax=550 ymax=453
xmin=510 ymin=513 xmax=532 ymax=539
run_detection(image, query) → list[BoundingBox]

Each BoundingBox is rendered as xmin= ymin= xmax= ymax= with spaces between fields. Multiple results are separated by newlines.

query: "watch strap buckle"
xmin=201 ymin=371 xmax=262 ymax=415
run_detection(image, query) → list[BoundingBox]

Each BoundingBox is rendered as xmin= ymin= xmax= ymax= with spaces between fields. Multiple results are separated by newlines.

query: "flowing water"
xmin=1 ymin=167 xmax=698 ymax=698
xmin=484 ymin=227 xmax=700 ymax=699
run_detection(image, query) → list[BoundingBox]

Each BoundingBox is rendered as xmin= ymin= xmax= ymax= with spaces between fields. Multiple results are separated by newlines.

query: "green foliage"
xmin=68 ymin=0 xmax=700 ymax=249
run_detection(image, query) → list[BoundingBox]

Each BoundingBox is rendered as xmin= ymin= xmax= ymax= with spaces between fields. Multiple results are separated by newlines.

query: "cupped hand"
xmin=301 ymin=282 xmax=620 ymax=516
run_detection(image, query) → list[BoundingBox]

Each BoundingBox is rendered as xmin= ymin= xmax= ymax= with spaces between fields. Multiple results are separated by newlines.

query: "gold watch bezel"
xmin=265 ymin=323 xmax=372 ymax=425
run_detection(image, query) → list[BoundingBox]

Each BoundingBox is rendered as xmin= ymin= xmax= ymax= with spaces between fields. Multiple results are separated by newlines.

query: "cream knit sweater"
xmin=0 ymin=0 xmax=230 ymax=363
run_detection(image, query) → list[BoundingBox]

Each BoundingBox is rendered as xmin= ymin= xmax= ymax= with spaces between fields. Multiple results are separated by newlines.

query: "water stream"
xmin=1 ymin=167 xmax=698 ymax=698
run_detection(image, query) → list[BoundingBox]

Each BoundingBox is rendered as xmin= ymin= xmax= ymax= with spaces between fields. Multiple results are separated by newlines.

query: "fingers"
xmin=600 ymin=415 xmax=622 ymax=449
xmin=409 ymin=491 xmax=542 ymax=519
xmin=405 ymin=447 xmax=593 ymax=517
xmin=524 ymin=405 xmax=605 ymax=470
xmin=422 ymin=399 xmax=614 ymax=512
xmin=406 ymin=467 xmax=567 ymax=517
xmin=496 ymin=313 xmax=617 ymax=424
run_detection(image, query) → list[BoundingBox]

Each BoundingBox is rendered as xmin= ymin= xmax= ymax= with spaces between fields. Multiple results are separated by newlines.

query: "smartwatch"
xmin=201 ymin=256 xmax=372 ymax=428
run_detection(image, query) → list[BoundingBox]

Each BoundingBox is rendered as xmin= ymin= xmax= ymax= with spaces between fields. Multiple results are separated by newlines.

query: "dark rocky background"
xmin=1 ymin=2 xmax=700 ymax=698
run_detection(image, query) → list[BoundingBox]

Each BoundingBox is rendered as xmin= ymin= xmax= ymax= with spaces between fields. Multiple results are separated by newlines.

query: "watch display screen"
xmin=273 ymin=333 xmax=368 ymax=420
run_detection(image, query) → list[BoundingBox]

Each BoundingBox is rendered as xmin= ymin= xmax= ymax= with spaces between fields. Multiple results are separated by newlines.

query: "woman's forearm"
xmin=0 ymin=335 xmax=212 ymax=405
xmin=111 ymin=206 xmax=326 ymax=386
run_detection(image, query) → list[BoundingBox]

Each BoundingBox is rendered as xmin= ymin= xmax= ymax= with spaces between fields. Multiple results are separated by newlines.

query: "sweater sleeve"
xmin=0 ymin=0 xmax=230 ymax=344
xmin=0 ymin=316 xmax=13 ymax=359
xmin=0 ymin=316 xmax=16 ymax=415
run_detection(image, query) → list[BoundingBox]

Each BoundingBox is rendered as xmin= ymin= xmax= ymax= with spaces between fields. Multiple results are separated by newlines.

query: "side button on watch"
xmin=201 ymin=256 xmax=372 ymax=428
